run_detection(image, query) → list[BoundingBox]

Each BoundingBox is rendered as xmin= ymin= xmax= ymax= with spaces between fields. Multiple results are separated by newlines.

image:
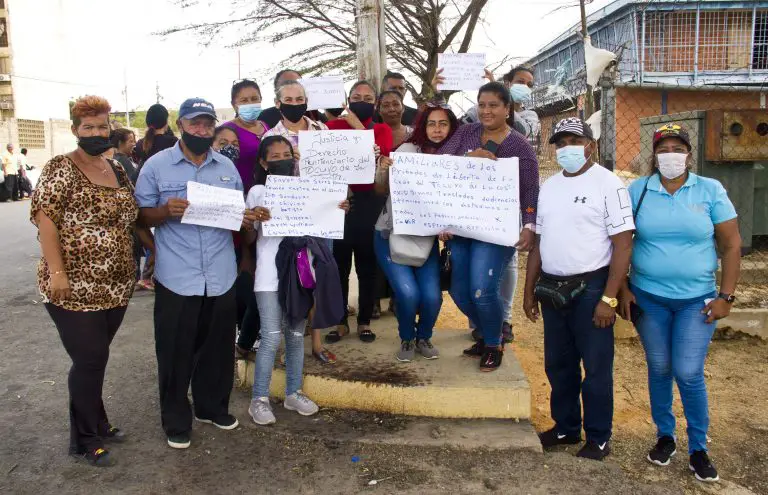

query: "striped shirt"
xmin=438 ymin=122 xmax=540 ymax=225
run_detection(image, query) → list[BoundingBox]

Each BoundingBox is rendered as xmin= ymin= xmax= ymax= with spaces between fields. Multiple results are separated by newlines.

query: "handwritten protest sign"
xmin=298 ymin=130 xmax=375 ymax=184
xmin=262 ymin=175 xmax=347 ymax=239
xmin=300 ymin=76 xmax=346 ymax=111
xmin=181 ymin=181 xmax=245 ymax=231
xmin=389 ymin=153 xmax=520 ymax=246
xmin=436 ymin=53 xmax=486 ymax=91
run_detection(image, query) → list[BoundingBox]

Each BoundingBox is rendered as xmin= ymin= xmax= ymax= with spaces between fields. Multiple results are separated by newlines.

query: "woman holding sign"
xmin=438 ymin=82 xmax=540 ymax=371
xmin=375 ymin=103 xmax=459 ymax=361
xmin=244 ymin=136 xmax=349 ymax=426
xmin=325 ymin=81 xmax=393 ymax=344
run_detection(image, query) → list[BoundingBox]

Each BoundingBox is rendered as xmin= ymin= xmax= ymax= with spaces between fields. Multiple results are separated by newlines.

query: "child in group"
xmin=243 ymin=135 xmax=348 ymax=425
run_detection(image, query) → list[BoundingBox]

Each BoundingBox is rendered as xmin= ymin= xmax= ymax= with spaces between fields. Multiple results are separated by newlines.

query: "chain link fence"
xmin=526 ymin=2 xmax=768 ymax=308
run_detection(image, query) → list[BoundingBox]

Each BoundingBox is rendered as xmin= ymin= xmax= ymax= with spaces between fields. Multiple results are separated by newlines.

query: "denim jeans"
xmin=373 ymin=230 xmax=443 ymax=341
xmin=448 ymin=237 xmax=515 ymax=346
xmin=541 ymin=270 xmax=614 ymax=444
xmin=252 ymin=291 xmax=306 ymax=399
xmin=631 ymin=285 xmax=717 ymax=453
xmin=469 ymin=252 xmax=518 ymax=329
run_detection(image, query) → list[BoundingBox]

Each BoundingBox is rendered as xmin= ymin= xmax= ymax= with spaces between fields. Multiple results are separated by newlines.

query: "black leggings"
xmin=46 ymin=303 xmax=127 ymax=453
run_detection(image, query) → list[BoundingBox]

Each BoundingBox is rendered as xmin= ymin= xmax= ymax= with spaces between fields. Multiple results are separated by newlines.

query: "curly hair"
xmin=71 ymin=96 xmax=111 ymax=127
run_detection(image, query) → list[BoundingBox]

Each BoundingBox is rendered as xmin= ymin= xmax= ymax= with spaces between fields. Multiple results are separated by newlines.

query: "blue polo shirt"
xmin=628 ymin=173 xmax=737 ymax=299
xmin=135 ymin=143 xmax=243 ymax=297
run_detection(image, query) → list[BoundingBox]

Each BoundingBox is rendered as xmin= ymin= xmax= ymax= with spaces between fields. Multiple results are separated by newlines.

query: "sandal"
xmin=357 ymin=325 xmax=377 ymax=343
xmin=102 ymin=426 xmax=127 ymax=443
xmin=312 ymin=348 xmax=337 ymax=365
xmin=325 ymin=323 xmax=350 ymax=344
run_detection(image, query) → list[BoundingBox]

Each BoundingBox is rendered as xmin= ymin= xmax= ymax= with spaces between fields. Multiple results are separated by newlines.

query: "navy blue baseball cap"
xmin=178 ymin=98 xmax=217 ymax=120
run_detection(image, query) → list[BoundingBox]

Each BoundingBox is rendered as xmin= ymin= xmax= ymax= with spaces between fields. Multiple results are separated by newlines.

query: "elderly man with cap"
xmin=135 ymin=97 xmax=258 ymax=449
xmin=523 ymin=117 xmax=634 ymax=461
xmin=2 ymin=143 xmax=19 ymax=201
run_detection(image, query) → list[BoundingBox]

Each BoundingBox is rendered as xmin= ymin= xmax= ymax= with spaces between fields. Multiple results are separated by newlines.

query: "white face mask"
xmin=656 ymin=152 xmax=688 ymax=179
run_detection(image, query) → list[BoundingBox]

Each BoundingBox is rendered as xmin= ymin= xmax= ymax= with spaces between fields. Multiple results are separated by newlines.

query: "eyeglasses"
xmin=232 ymin=78 xmax=259 ymax=87
xmin=425 ymin=101 xmax=451 ymax=110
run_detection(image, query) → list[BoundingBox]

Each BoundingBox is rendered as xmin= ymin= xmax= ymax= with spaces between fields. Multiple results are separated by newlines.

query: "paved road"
xmin=0 ymin=199 xmax=673 ymax=494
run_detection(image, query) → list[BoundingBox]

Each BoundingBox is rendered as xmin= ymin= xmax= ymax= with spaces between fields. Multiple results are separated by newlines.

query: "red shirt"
xmin=325 ymin=117 xmax=393 ymax=192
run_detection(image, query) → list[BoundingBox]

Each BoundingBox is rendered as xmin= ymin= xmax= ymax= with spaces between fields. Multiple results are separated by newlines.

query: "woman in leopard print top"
xmin=30 ymin=96 xmax=146 ymax=468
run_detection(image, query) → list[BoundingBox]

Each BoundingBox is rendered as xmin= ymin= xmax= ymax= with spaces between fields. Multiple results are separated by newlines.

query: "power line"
xmin=9 ymin=73 xmax=102 ymax=87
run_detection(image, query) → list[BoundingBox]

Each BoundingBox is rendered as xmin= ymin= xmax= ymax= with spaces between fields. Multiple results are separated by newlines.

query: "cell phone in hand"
xmin=483 ymin=140 xmax=499 ymax=155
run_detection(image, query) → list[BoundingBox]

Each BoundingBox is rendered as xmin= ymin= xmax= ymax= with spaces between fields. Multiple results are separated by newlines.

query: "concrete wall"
xmin=0 ymin=117 xmax=76 ymax=168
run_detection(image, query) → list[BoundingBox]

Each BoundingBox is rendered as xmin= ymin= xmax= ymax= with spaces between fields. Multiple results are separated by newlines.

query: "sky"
xmin=8 ymin=0 xmax=616 ymax=120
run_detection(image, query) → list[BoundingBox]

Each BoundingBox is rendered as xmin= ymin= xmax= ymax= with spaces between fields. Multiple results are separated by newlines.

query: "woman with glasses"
xmin=374 ymin=102 xmax=458 ymax=361
xmin=618 ymin=124 xmax=741 ymax=483
xmin=438 ymin=82 xmax=539 ymax=371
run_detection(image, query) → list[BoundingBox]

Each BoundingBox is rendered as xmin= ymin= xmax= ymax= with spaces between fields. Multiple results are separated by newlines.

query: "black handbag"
xmin=439 ymin=246 xmax=452 ymax=291
xmin=534 ymin=274 xmax=587 ymax=310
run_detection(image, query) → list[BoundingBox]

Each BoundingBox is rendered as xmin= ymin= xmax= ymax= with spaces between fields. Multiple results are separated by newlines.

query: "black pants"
xmin=234 ymin=248 xmax=260 ymax=349
xmin=333 ymin=189 xmax=383 ymax=326
xmin=541 ymin=270 xmax=615 ymax=444
xmin=18 ymin=175 xmax=32 ymax=197
xmin=154 ymin=283 xmax=236 ymax=436
xmin=45 ymin=303 xmax=127 ymax=453
xmin=4 ymin=174 xmax=18 ymax=201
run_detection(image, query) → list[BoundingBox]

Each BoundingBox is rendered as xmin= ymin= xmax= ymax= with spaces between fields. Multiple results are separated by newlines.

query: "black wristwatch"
xmin=717 ymin=292 xmax=736 ymax=304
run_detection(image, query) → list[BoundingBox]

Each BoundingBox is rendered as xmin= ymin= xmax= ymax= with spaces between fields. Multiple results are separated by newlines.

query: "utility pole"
xmin=155 ymin=81 xmax=161 ymax=104
xmin=238 ymin=50 xmax=241 ymax=80
xmin=356 ymin=0 xmax=385 ymax=92
xmin=122 ymin=68 xmax=130 ymax=127
xmin=580 ymin=0 xmax=594 ymax=118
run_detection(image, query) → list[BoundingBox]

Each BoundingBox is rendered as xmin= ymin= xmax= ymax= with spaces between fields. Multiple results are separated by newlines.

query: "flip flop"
xmin=324 ymin=323 xmax=350 ymax=344
xmin=313 ymin=348 xmax=337 ymax=365
xmin=357 ymin=328 xmax=376 ymax=343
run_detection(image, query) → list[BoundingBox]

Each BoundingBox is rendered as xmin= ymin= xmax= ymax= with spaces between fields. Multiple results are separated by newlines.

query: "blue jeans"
xmin=631 ymin=285 xmax=717 ymax=453
xmin=469 ymin=252 xmax=518 ymax=328
xmin=373 ymin=230 xmax=443 ymax=341
xmin=252 ymin=291 xmax=305 ymax=399
xmin=541 ymin=270 xmax=614 ymax=444
xmin=448 ymin=237 xmax=515 ymax=346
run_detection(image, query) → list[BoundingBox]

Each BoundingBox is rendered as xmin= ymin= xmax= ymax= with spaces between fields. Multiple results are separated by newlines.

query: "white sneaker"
xmin=283 ymin=391 xmax=319 ymax=416
xmin=248 ymin=397 xmax=276 ymax=425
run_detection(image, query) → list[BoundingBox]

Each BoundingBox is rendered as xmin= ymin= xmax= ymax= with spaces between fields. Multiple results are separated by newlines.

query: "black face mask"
xmin=267 ymin=159 xmax=294 ymax=176
xmin=349 ymin=101 xmax=375 ymax=122
xmin=326 ymin=107 xmax=344 ymax=117
xmin=78 ymin=136 xmax=113 ymax=156
xmin=181 ymin=132 xmax=214 ymax=155
xmin=279 ymin=103 xmax=308 ymax=124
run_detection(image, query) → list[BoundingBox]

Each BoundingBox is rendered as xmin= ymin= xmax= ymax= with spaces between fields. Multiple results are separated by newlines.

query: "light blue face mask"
xmin=510 ymin=84 xmax=532 ymax=104
xmin=556 ymin=145 xmax=588 ymax=173
xmin=238 ymin=103 xmax=262 ymax=123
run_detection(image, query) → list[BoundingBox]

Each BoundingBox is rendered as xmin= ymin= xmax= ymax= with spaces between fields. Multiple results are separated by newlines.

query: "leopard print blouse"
xmin=31 ymin=155 xmax=139 ymax=311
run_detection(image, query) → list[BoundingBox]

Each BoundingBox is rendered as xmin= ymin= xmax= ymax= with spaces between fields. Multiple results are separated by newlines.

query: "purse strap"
xmin=633 ymin=175 xmax=653 ymax=221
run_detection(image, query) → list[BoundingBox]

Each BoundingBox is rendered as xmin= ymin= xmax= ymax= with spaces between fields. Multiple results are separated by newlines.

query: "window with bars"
xmin=641 ymin=9 xmax=767 ymax=73
xmin=18 ymin=119 xmax=45 ymax=149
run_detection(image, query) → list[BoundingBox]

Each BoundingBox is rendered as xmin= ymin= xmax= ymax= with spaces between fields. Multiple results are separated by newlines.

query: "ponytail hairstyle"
xmin=143 ymin=104 xmax=170 ymax=154
xmin=254 ymin=135 xmax=295 ymax=186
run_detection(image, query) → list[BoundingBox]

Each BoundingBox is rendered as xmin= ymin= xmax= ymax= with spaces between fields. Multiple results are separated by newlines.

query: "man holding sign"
xmin=135 ymin=97 xmax=258 ymax=450
xmin=323 ymin=80 xmax=393 ymax=344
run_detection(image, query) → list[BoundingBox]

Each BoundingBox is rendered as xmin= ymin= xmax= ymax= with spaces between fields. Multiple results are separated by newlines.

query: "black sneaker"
xmin=167 ymin=433 xmax=191 ymax=449
xmin=647 ymin=436 xmax=676 ymax=466
xmin=501 ymin=322 xmax=514 ymax=343
xmin=689 ymin=450 xmax=719 ymax=482
xmin=479 ymin=347 xmax=503 ymax=371
xmin=102 ymin=426 xmax=127 ymax=444
xmin=538 ymin=427 xmax=582 ymax=448
xmin=576 ymin=440 xmax=611 ymax=461
xmin=71 ymin=447 xmax=116 ymax=467
xmin=463 ymin=340 xmax=485 ymax=357
xmin=195 ymin=414 xmax=239 ymax=430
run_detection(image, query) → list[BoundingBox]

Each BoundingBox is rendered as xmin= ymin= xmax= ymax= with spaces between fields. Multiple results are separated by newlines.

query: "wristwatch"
xmin=601 ymin=295 xmax=618 ymax=308
xmin=717 ymin=292 xmax=736 ymax=304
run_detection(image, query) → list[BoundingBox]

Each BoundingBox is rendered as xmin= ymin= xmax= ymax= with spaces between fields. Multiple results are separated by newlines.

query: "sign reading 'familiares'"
xmin=298 ymin=130 xmax=376 ymax=184
xmin=389 ymin=152 xmax=520 ymax=246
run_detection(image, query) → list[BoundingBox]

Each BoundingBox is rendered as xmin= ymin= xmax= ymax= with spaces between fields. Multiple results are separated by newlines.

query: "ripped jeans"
xmin=448 ymin=237 xmax=515 ymax=347
xmin=252 ymin=291 xmax=306 ymax=399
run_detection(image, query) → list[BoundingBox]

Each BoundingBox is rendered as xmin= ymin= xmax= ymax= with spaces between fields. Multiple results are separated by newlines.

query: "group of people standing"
xmin=32 ymin=64 xmax=739 ymax=485
xmin=2 ymin=143 xmax=33 ymax=201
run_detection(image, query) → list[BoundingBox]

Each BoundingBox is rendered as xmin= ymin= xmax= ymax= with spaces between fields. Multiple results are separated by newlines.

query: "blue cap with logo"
xmin=178 ymin=97 xmax=217 ymax=120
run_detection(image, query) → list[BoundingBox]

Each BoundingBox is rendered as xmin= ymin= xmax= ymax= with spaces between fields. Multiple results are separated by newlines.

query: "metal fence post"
xmin=599 ymin=77 xmax=617 ymax=171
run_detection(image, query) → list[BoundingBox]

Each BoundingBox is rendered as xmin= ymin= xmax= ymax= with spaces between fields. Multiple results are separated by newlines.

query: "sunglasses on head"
xmin=425 ymin=101 xmax=451 ymax=110
xmin=232 ymin=78 xmax=259 ymax=86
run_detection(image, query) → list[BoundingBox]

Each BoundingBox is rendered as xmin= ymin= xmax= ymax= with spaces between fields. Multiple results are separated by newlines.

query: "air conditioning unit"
xmin=0 ymin=74 xmax=10 ymax=82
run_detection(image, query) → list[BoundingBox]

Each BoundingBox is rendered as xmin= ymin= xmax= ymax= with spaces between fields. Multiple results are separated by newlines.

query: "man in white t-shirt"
xmin=523 ymin=117 xmax=634 ymax=461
